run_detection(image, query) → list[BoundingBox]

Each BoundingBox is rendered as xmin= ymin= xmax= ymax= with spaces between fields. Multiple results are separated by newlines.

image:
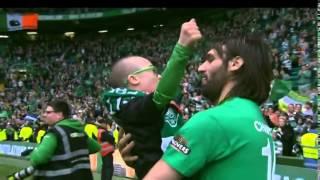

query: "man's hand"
xmin=118 ymin=133 xmax=138 ymax=168
xmin=6 ymin=166 xmax=35 ymax=180
xmin=21 ymin=149 xmax=33 ymax=156
xmin=177 ymin=18 xmax=202 ymax=48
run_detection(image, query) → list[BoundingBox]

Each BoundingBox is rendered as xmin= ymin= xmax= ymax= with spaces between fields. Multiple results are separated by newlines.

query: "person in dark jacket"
xmin=102 ymin=19 xmax=201 ymax=179
xmin=274 ymin=112 xmax=295 ymax=156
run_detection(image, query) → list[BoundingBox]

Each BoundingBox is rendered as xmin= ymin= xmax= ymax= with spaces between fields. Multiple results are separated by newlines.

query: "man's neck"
xmin=217 ymin=81 xmax=235 ymax=104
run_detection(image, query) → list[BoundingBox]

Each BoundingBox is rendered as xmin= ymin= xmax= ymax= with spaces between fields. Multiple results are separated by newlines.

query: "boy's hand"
xmin=178 ymin=18 xmax=202 ymax=48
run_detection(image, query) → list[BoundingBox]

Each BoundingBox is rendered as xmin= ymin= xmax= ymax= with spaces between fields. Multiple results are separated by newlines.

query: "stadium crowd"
xmin=0 ymin=8 xmax=317 ymax=158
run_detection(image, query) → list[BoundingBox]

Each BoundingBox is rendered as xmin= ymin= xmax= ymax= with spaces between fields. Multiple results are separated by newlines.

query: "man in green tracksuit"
xmin=144 ymin=35 xmax=277 ymax=180
xmin=28 ymin=100 xmax=101 ymax=179
xmin=102 ymin=18 xmax=202 ymax=178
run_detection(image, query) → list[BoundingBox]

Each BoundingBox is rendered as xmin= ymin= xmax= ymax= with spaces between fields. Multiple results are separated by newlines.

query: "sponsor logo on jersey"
xmin=170 ymin=135 xmax=190 ymax=155
xmin=165 ymin=108 xmax=178 ymax=127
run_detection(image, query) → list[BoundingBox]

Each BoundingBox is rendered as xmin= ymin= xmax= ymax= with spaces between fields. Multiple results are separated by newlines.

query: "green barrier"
xmin=276 ymin=156 xmax=304 ymax=167
xmin=0 ymin=155 xmax=132 ymax=180
xmin=275 ymin=164 xmax=317 ymax=180
xmin=275 ymin=155 xmax=317 ymax=179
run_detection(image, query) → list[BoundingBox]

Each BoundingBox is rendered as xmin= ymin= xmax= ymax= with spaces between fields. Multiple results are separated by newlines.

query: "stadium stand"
xmin=0 ymin=8 xmax=317 ymax=179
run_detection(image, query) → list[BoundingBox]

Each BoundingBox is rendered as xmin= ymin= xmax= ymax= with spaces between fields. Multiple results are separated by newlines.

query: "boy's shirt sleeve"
xmin=153 ymin=44 xmax=193 ymax=109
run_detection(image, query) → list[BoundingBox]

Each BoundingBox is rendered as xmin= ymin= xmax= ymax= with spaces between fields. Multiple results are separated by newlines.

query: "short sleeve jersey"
xmin=163 ymin=97 xmax=276 ymax=180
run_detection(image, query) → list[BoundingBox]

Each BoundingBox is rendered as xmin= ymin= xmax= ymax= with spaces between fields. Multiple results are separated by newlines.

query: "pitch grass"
xmin=0 ymin=164 xmax=33 ymax=180
xmin=0 ymin=155 xmax=132 ymax=180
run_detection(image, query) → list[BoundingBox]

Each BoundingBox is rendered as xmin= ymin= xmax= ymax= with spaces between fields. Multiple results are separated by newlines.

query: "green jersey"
xmin=163 ymin=97 xmax=276 ymax=180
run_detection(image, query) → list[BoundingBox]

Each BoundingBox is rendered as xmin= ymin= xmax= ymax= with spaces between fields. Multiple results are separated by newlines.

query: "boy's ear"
xmin=127 ymin=75 xmax=140 ymax=86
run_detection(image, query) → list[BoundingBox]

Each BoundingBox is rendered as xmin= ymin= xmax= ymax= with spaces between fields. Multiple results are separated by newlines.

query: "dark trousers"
xmin=101 ymin=155 xmax=114 ymax=180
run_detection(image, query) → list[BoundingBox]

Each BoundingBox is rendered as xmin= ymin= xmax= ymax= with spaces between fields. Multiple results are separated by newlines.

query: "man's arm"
xmin=143 ymin=160 xmax=182 ymax=180
xmin=153 ymin=19 xmax=202 ymax=109
xmin=117 ymin=133 xmax=138 ymax=168
xmin=29 ymin=133 xmax=57 ymax=166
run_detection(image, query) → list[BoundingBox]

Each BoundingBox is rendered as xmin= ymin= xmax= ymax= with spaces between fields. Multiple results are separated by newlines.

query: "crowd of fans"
xmin=0 ymin=8 xmax=317 ymax=158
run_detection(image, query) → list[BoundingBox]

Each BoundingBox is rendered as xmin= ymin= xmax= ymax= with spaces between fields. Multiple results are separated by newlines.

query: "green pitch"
xmin=0 ymin=155 xmax=131 ymax=180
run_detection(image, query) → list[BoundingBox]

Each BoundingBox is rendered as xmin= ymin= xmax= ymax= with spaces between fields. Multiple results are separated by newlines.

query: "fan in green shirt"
xmin=143 ymin=34 xmax=276 ymax=179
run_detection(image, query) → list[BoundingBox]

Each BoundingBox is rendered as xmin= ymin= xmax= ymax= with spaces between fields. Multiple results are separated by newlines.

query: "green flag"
xmin=269 ymin=79 xmax=292 ymax=101
xmin=278 ymin=90 xmax=310 ymax=112
xmin=0 ymin=111 xmax=8 ymax=119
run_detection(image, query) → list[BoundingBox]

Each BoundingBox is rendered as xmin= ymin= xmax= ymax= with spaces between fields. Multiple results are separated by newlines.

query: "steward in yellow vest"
xmin=301 ymin=132 xmax=318 ymax=159
xmin=0 ymin=122 xmax=7 ymax=141
xmin=19 ymin=122 xmax=33 ymax=142
xmin=84 ymin=120 xmax=98 ymax=140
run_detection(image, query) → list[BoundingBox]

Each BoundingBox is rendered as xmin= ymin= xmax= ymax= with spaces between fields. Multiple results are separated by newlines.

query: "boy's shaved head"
xmin=109 ymin=56 xmax=152 ymax=87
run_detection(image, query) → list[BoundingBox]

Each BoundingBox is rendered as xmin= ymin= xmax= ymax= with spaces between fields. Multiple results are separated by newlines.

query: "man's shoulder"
xmin=54 ymin=119 xmax=84 ymax=132
xmin=187 ymin=109 xmax=215 ymax=126
xmin=187 ymin=99 xmax=247 ymax=124
xmin=214 ymin=97 xmax=259 ymax=113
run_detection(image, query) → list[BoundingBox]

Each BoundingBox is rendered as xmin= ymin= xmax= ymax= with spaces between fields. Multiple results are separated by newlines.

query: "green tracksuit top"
xmin=29 ymin=118 xmax=101 ymax=166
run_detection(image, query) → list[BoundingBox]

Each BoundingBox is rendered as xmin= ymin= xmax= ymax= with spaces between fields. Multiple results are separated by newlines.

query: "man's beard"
xmin=201 ymin=65 xmax=229 ymax=105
